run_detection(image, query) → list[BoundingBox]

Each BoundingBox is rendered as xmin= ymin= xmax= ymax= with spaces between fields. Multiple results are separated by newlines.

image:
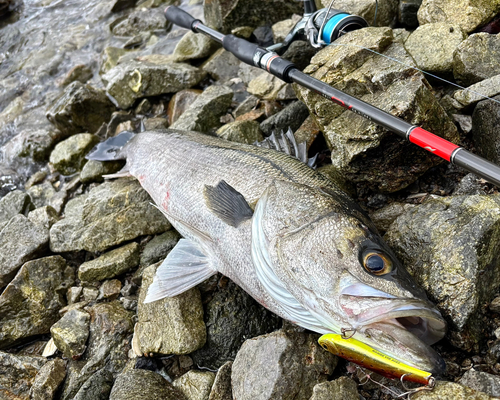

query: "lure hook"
xmin=340 ymin=327 xmax=356 ymax=339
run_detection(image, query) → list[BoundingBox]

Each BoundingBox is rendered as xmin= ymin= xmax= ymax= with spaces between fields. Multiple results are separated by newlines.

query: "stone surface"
xmin=73 ymin=369 xmax=114 ymax=400
xmin=202 ymin=49 xmax=240 ymax=83
xmin=412 ymin=381 xmax=493 ymax=399
xmin=248 ymin=73 xmax=288 ymax=101
xmin=216 ymin=120 xmax=263 ymax=144
xmin=453 ymin=33 xmax=500 ymax=86
xmin=320 ymin=0 xmax=398 ymax=26
xmin=370 ymin=202 xmax=416 ymax=233
xmin=0 ymin=256 xmax=69 ymax=349
xmin=80 ymin=160 xmax=125 ymax=183
xmin=385 ymin=195 xmax=500 ymax=350
xmin=140 ymin=230 xmax=180 ymax=267
xmin=49 ymin=133 xmax=100 ymax=175
xmin=136 ymin=263 xmax=206 ymax=355
xmin=79 ymin=242 xmax=140 ymax=282
xmin=0 ymin=189 xmax=33 ymax=229
xmin=62 ymin=64 xmax=94 ymax=87
xmin=30 ymin=358 xmax=67 ymax=400
xmin=98 ymin=279 xmax=122 ymax=300
xmin=170 ymin=85 xmax=233 ymax=132
xmin=309 ymin=377 xmax=359 ymax=400
xmin=167 ymin=89 xmax=203 ymax=125
xmin=172 ymin=30 xmax=220 ymax=62
xmin=454 ymin=74 xmax=500 ymax=107
xmin=1 ymin=127 xmax=61 ymax=163
xmin=459 ymin=369 xmax=500 ymax=397
xmin=173 ymin=370 xmax=215 ymax=400
xmin=28 ymin=205 xmax=59 ymax=230
xmin=50 ymin=179 xmax=171 ymax=253
xmin=260 ymin=101 xmax=309 ymax=137
xmin=103 ymin=60 xmax=206 ymax=109
xmin=231 ymin=328 xmax=337 ymax=400
xmin=26 ymin=182 xmax=57 ymax=209
xmin=51 ymin=309 xmax=90 ymax=359
xmin=111 ymin=8 xmax=165 ymax=36
xmin=404 ymin=23 xmax=466 ymax=73
xmin=0 ymin=351 xmax=47 ymax=400
xmin=471 ymin=96 xmax=500 ymax=165
xmin=100 ymin=47 xmax=128 ymax=75
xmin=398 ymin=0 xmax=422 ymax=28
xmin=208 ymin=361 xmax=232 ymax=400
xmin=46 ymin=82 xmax=116 ymax=136
xmin=453 ymin=173 xmax=488 ymax=195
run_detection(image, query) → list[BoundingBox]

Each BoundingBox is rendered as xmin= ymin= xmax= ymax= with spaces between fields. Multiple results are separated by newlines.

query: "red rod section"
xmin=408 ymin=127 xmax=460 ymax=162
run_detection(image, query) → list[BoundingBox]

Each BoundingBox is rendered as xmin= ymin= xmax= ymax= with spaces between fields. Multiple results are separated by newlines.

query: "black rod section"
xmin=453 ymin=149 xmax=500 ymax=187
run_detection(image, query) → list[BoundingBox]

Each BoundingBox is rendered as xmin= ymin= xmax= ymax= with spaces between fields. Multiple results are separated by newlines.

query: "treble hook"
xmin=340 ymin=327 xmax=356 ymax=339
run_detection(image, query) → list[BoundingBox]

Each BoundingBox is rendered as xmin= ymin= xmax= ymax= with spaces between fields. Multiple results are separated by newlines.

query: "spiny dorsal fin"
xmin=204 ymin=180 xmax=253 ymax=228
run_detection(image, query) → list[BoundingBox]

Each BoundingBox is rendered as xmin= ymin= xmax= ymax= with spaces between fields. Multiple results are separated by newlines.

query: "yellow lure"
xmin=318 ymin=334 xmax=434 ymax=386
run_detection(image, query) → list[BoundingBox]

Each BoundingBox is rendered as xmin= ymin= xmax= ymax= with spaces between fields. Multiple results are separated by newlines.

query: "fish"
xmin=87 ymin=128 xmax=447 ymax=377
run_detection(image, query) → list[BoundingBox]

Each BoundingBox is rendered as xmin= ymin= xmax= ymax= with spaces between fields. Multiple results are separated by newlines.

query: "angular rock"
xmin=404 ymin=23 xmax=466 ymax=73
xmin=50 ymin=179 xmax=171 ymax=253
xmin=0 ymin=189 xmax=33 ymax=228
xmin=80 ymin=159 xmax=125 ymax=183
xmin=454 ymin=75 xmax=500 ymax=107
xmin=30 ymin=358 xmax=67 ymax=400
xmin=260 ymin=101 xmax=309 ymax=136
xmin=73 ymin=369 xmax=114 ymax=400
xmin=62 ymin=64 xmax=94 ymax=87
xmin=231 ymin=328 xmax=337 ymax=400
xmin=471 ymin=96 xmax=500 ymax=165
xmin=110 ymin=369 xmax=184 ymax=400
xmin=0 ymin=256 xmax=69 ymax=349
xmin=78 ymin=242 xmax=140 ymax=282
xmin=412 ymin=381 xmax=493 ymax=399
xmin=453 ymin=173 xmax=488 ymax=195
xmin=385 ymin=195 xmax=500 ymax=350
xmin=208 ymin=361 xmax=232 ymax=400
xmin=83 ymin=287 xmax=99 ymax=302
xmin=170 ymin=85 xmax=233 ymax=133
xmin=143 ymin=117 xmax=168 ymax=131
xmin=136 ymin=263 xmax=206 ymax=355
xmin=111 ymin=8 xmax=166 ymax=36
xmin=140 ymin=230 xmax=180 ymax=267
xmin=98 ymin=279 xmax=122 ymax=300
xmin=453 ymin=33 xmax=500 ymax=86
xmin=0 ymin=351 xmax=47 ymax=400
xmin=51 ymin=309 xmax=90 ymax=359
xmin=248 ymin=73 xmax=288 ymax=101
xmin=172 ymin=31 xmax=220 ymax=62
xmin=281 ymin=41 xmax=316 ymax=72
xmin=1 ymin=128 xmax=61 ymax=163
xmin=202 ymin=49 xmax=240 ymax=83
xmin=46 ymin=82 xmax=116 ymax=136
xmin=272 ymin=16 xmax=302 ymax=43
xmin=103 ymin=60 xmax=206 ymax=109
xmin=26 ymin=182 xmax=57 ymax=209
xmin=173 ymin=370 xmax=215 ymax=400
xmin=216 ymin=120 xmax=263 ymax=144
xmin=459 ymin=369 xmax=500 ymax=397
xmin=370 ymin=202 xmax=416 ymax=233
xmin=49 ymin=133 xmax=100 ymax=175
xmin=100 ymin=47 xmax=128 ymax=75
xmin=398 ymin=0 xmax=422 ymax=28
xmin=167 ymin=89 xmax=203 ymax=125
xmin=320 ymin=0 xmax=398 ymax=27
xmin=309 ymin=377 xmax=359 ymax=400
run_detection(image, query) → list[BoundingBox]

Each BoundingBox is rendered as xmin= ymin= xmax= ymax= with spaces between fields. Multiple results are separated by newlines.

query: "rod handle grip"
xmin=222 ymin=34 xmax=260 ymax=66
xmin=164 ymin=6 xmax=200 ymax=32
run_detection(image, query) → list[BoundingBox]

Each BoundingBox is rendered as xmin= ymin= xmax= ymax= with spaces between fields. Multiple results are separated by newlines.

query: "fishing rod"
xmin=164 ymin=5 xmax=500 ymax=188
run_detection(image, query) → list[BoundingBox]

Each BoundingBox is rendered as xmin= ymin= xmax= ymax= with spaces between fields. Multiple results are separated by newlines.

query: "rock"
xmin=68 ymin=287 xmax=83 ymax=305
xmin=248 ymin=73 xmax=288 ymax=101
xmin=0 ymin=214 xmax=49 ymax=289
xmin=260 ymin=101 xmax=309 ymax=136
xmin=0 ymin=256 xmax=69 ymax=349
xmin=0 ymin=351 xmax=47 ymax=400
xmin=231 ymin=328 xmax=337 ymax=400
xmin=404 ymin=23 xmax=466 ymax=73
xmin=490 ymin=297 xmax=500 ymax=313
xmin=172 ymin=31 xmax=220 ymax=62
xmin=412 ymin=381 xmax=494 ymax=399
xmin=272 ymin=15 xmax=302 ymax=43
xmin=49 ymin=133 xmax=100 ymax=175
xmin=1 ymin=128 xmax=61 ymax=163
xmin=46 ymin=82 xmax=116 ymax=136
xmin=204 ymin=0 xmax=303 ymax=33
xmin=369 ymin=202 xmax=416 ymax=233
xmin=80 ymin=159 xmax=125 ymax=183
xmin=140 ymin=230 xmax=180 ymax=267
xmin=0 ymin=189 xmax=33 ymax=228
xmin=110 ymin=369 xmax=184 ymax=400
xmin=173 ymin=370 xmax=215 ymax=400
xmin=26 ymin=182 xmax=57 ymax=209
xmin=50 ymin=179 xmax=171 ymax=253
xmin=62 ymin=64 xmax=94 ymax=86
xmin=309 ymin=377 xmax=359 ymax=400
xmin=454 ymin=74 xmax=500 ymax=107
xmin=167 ymin=89 xmax=203 ymax=125
xmin=471 ymin=96 xmax=500 ymax=164
xmin=100 ymin=47 xmax=128 ymax=75
xmin=103 ymin=60 xmax=206 ymax=109
xmin=202 ymin=49 xmax=240 ymax=83
xmin=453 ymin=33 xmax=500 ymax=86
xmin=398 ymin=0 xmax=422 ymax=28
xmin=30 ymin=358 xmax=67 ymax=400
xmin=459 ymin=369 xmax=500 ymax=397
xmin=192 ymin=281 xmax=281 ymax=369
xmin=83 ymin=287 xmax=99 ymax=302
xmin=216 ymin=120 xmax=263 ymax=144
xmin=295 ymin=27 xmax=459 ymax=192
xmin=319 ymin=0 xmax=398 ymax=27
xmin=143 ymin=117 xmax=168 ymax=130
xmin=384 ymin=195 xmax=500 ymax=350
xmin=136 ymin=263 xmax=206 ymax=355
xmin=42 ymin=338 xmax=59 ymax=358
xmin=78 ymin=242 xmax=140 ymax=282
xmin=281 ymin=41 xmax=316 ymax=72
xmin=453 ymin=173 xmax=488 ymax=195
xmin=51 ymin=309 xmax=90 ymax=359
xmin=170 ymin=85 xmax=233 ymax=132
xmin=111 ymin=8 xmax=166 ymax=36
xmin=452 ymin=114 xmax=473 ymax=134
xmin=417 ymin=0 xmax=500 ymax=34
xmin=208 ymin=361 xmax=232 ymax=400
xmin=73 ymin=369 xmax=114 ymax=400
xmin=98 ymin=279 xmax=122 ymax=300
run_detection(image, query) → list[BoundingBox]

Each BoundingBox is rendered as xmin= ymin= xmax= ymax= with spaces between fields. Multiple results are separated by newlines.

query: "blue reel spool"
xmin=318 ymin=10 xmax=368 ymax=45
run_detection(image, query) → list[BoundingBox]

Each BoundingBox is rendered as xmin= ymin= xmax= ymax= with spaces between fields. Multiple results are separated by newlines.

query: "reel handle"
xmin=164 ymin=5 xmax=201 ymax=32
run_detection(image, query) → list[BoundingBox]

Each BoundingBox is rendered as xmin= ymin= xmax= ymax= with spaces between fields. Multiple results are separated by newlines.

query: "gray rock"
xmin=0 ymin=351 xmax=47 ymax=399
xmin=208 ymin=361 xmax=232 ymax=400
xmin=0 ymin=256 xmax=69 ymax=349
xmin=110 ymin=369 xmax=184 ymax=400
xmin=454 ymin=74 xmax=500 ymax=107
xmin=260 ymin=101 xmax=309 ymax=137
xmin=49 ymin=133 xmax=100 ymax=175
xmin=170 ymin=85 xmax=233 ymax=133
xmin=192 ymin=281 xmax=281 ymax=369
xmin=83 ymin=287 xmax=99 ymax=302
xmin=231 ymin=328 xmax=337 ymax=400
xmin=30 ymin=358 xmax=67 ymax=400
xmin=233 ymin=96 xmax=260 ymax=119
xmin=100 ymin=47 xmax=128 ymax=75
xmin=309 ymin=377 xmax=359 ymax=400
xmin=452 ymin=114 xmax=473 ymax=134
xmin=411 ymin=381 xmax=493 ymax=399
xmin=453 ymin=33 xmax=500 ymax=86
xmin=79 ymin=242 xmax=140 ymax=282
xmin=385 ymin=195 xmax=500 ymax=350
xmin=272 ymin=16 xmax=302 ymax=43
xmin=172 ymin=31 xmax=220 ymax=62
xmin=404 ymin=23 xmax=466 ymax=73
xmin=80 ymin=160 xmax=125 ymax=183
xmin=0 ymin=214 xmax=49 ymax=289
xmin=62 ymin=64 xmax=94 ymax=87
xmin=248 ymin=73 xmax=290 ymax=101
xmin=103 ymin=60 xmax=206 ymax=109
xmin=112 ymin=8 xmax=166 ymax=36
xmin=216 ymin=120 xmax=263 ymax=144
xmin=167 ymin=89 xmax=203 ymax=125
xmin=143 ymin=117 xmax=168 ymax=131
xmin=136 ymin=263 xmax=206 ymax=355
xmin=1 ymin=128 xmax=60 ymax=163
xmin=281 ymin=41 xmax=316 ymax=72
xmin=46 ymin=82 xmax=116 ymax=136
xmin=140 ymin=230 xmax=180 ymax=267
xmin=67 ymin=286 xmax=83 ymax=305
xmin=453 ymin=173 xmax=488 ymax=195
xmin=73 ymin=369 xmax=114 ymax=400
xmin=50 ymin=179 xmax=171 ymax=253
xmin=398 ymin=0 xmax=422 ymax=28
xmin=471 ymin=96 xmax=500 ymax=165
xmin=173 ymin=370 xmax=216 ymax=400
xmin=26 ymin=182 xmax=57 ymax=209
xmin=459 ymin=369 xmax=500 ymax=397
xmin=202 ymin=49 xmax=240 ymax=83
xmin=98 ymin=279 xmax=122 ymax=300
xmin=0 ymin=189 xmax=33 ymax=229
xmin=28 ymin=205 xmax=59 ymax=230
xmin=51 ymin=309 xmax=90 ymax=359
xmin=491 ymin=296 xmax=500 ymax=313
xmin=319 ymin=0 xmax=398 ymax=27
xmin=369 ymin=202 xmax=416 ymax=233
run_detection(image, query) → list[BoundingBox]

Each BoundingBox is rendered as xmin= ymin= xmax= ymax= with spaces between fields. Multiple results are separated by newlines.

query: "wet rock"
xmin=103 ymin=60 xmax=206 ymax=109
xmin=202 ymin=49 xmax=240 ymax=83
xmin=471 ymin=96 xmax=500 ymax=164
xmin=110 ymin=369 xmax=184 ymax=400
xmin=454 ymin=74 xmax=500 ymax=107
xmin=51 ymin=309 xmax=90 ymax=359
xmin=459 ymin=369 xmax=500 ymax=397
xmin=49 ymin=133 xmax=100 ymax=175
xmin=100 ymin=47 xmax=128 ymax=75
xmin=136 ymin=263 xmax=206 ymax=355
xmin=167 ymin=89 xmax=203 ymax=125
xmin=0 ymin=189 xmax=33 ymax=228
xmin=412 ymin=381 xmax=493 ymax=399
xmin=385 ymin=195 xmax=500 ymax=350
xmin=111 ymin=8 xmax=166 ymax=36
xmin=50 ymin=179 xmax=170 ymax=253
xmin=417 ymin=0 xmax=500 ymax=33
xmin=98 ymin=279 xmax=122 ymax=300
xmin=260 ymin=101 xmax=309 ymax=137
xmin=231 ymin=328 xmax=337 ymax=400
xmin=398 ymin=0 xmax=422 ymax=28
xmin=173 ymin=370 xmax=215 ymax=400
xmin=0 ymin=351 xmax=47 ymax=400
xmin=216 ymin=120 xmax=263 ymax=144
xmin=79 ymin=242 xmax=140 ymax=282
xmin=62 ymin=64 xmax=94 ymax=86
xmin=192 ymin=281 xmax=281 ymax=369
xmin=172 ymin=31 xmax=220 ymax=62
xmin=73 ymin=369 xmax=114 ymax=400
xmin=140 ymin=230 xmax=180 ymax=267
xmin=296 ymin=27 xmax=459 ymax=192
xmin=170 ymin=85 xmax=233 ymax=133
xmin=309 ymin=377 xmax=359 ymax=400
xmin=47 ymin=82 xmax=116 ymax=136
xmin=208 ymin=361 xmax=232 ymax=400
xmin=453 ymin=33 xmax=500 ymax=86
xmin=319 ymin=0 xmax=398 ymax=27
xmin=369 ymin=202 xmax=416 ymax=233
xmin=30 ymin=358 xmax=67 ymax=400
xmin=404 ymin=23 xmax=466 ymax=73
xmin=80 ymin=159 xmax=125 ymax=184
xmin=0 ymin=256 xmax=68 ymax=349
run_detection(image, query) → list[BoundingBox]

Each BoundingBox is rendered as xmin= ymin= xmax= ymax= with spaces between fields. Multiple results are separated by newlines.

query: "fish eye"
xmin=362 ymin=251 xmax=392 ymax=275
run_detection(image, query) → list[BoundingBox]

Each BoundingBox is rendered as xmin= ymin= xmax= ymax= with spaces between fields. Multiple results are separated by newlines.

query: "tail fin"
xmin=86 ymin=131 xmax=136 ymax=161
